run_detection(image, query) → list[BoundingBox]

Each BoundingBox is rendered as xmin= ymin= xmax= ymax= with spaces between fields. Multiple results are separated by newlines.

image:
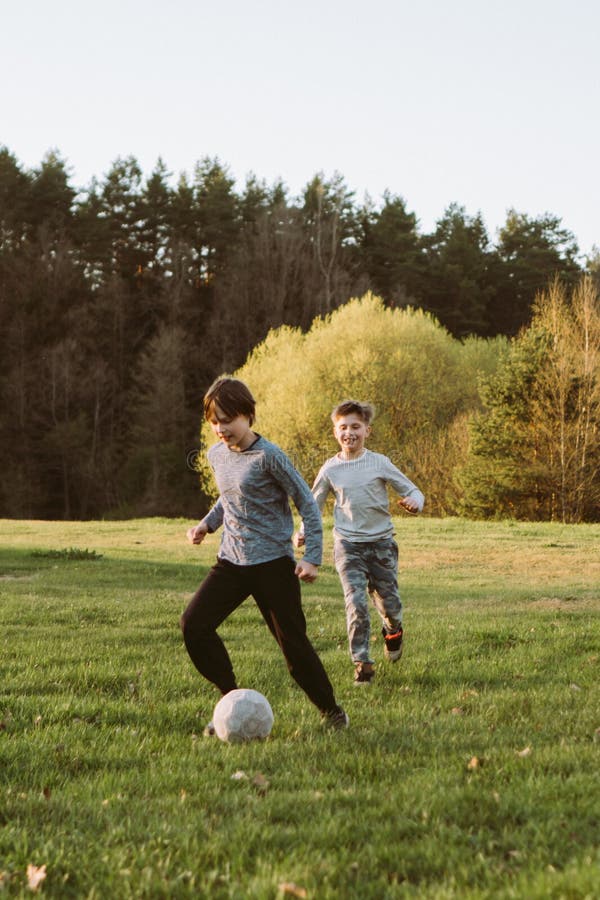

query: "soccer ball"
xmin=213 ymin=689 xmax=274 ymax=743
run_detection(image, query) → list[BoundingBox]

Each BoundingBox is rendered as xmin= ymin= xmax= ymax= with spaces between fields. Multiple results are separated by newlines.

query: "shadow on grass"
xmin=0 ymin=545 xmax=210 ymax=593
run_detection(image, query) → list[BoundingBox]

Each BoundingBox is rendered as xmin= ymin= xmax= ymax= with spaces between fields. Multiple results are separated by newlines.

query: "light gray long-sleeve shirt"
xmin=311 ymin=449 xmax=425 ymax=543
xmin=201 ymin=435 xmax=323 ymax=566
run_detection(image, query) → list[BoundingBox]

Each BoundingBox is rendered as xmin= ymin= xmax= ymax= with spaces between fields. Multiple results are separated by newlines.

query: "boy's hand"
xmin=295 ymin=560 xmax=318 ymax=583
xmin=293 ymin=530 xmax=305 ymax=548
xmin=186 ymin=523 xmax=208 ymax=544
xmin=399 ymin=496 xmax=419 ymax=514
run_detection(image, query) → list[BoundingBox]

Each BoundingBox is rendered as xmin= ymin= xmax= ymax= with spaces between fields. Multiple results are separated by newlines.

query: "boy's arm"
xmin=291 ymin=487 xmax=323 ymax=567
xmin=294 ymin=558 xmax=318 ymax=583
xmin=271 ymin=450 xmax=323 ymax=567
xmin=293 ymin=467 xmax=331 ymax=547
xmin=187 ymin=521 xmax=208 ymax=544
xmin=398 ymin=495 xmax=421 ymax=514
xmin=186 ymin=498 xmax=224 ymax=544
xmin=383 ymin=458 xmax=425 ymax=513
xmin=311 ymin=468 xmax=332 ymax=511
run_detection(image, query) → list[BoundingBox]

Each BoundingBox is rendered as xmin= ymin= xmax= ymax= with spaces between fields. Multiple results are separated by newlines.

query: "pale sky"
xmin=2 ymin=0 xmax=599 ymax=257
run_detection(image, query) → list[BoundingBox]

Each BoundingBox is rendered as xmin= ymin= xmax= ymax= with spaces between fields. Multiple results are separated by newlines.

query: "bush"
xmin=198 ymin=294 xmax=505 ymax=515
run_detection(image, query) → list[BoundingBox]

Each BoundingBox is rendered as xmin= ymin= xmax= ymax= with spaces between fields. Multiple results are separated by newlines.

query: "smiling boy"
xmin=295 ymin=400 xmax=424 ymax=685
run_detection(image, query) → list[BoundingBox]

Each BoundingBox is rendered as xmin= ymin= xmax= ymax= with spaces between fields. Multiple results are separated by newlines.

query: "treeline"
xmin=0 ymin=146 xmax=596 ymax=519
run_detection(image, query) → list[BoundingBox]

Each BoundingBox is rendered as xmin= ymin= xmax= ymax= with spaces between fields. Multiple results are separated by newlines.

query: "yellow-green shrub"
xmin=199 ymin=294 xmax=505 ymax=515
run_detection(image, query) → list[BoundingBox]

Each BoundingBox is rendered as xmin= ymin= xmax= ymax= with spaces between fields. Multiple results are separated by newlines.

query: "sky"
xmin=2 ymin=0 xmax=599 ymax=257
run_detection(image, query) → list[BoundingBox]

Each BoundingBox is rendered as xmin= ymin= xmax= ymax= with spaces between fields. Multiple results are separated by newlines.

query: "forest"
xmin=0 ymin=146 xmax=598 ymax=521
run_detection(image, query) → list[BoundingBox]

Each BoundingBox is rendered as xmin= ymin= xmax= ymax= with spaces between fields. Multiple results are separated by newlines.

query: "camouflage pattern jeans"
xmin=333 ymin=537 xmax=403 ymax=664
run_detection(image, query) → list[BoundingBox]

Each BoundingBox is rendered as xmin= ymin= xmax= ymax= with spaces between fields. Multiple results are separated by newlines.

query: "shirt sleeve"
xmin=201 ymin=497 xmax=224 ymax=533
xmin=270 ymin=448 xmax=323 ymax=566
xmin=383 ymin=458 xmax=425 ymax=512
xmin=297 ymin=465 xmax=331 ymax=539
xmin=311 ymin=465 xmax=332 ymax=511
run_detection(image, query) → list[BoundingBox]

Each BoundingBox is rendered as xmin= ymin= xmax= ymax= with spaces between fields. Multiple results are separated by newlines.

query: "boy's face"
xmin=208 ymin=402 xmax=255 ymax=451
xmin=333 ymin=413 xmax=371 ymax=458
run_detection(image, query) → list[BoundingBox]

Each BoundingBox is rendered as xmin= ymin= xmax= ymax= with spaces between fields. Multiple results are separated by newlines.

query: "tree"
xmin=206 ymin=200 xmax=307 ymax=373
xmin=358 ymin=191 xmax=424 ymax=306
xmin=422 ymin=204 xmax=495 ymax=337
xmin=459 ymin=330 xmax=549 ymax=519
xmin=462 ymin=277 xmax=600 ymax=521
xmin=0 ymin=232 xmax=91 ymax=517
xmin=529 ymin=277 xmax=600 ymax=521
xmin=192 ymin=157 xmax=240 ymax=282
xmin=0 ymin=146 xmax=32 ymax=248
xmin=301 ymin=172 xmax=359 ymax=318
xmin=239 ymin=172 xmax=275 ymax=226
xmin=29 ymin=150 xmax=76 ymax=235
xmin=585 ymin=246 xmax=600 ymax=295
xmin=38 ymin=337 xmax=91 ymax=519
xmin=492 ymin=210 xmax=581 ymax=335
xmin=101 ymin=156 xmax=144 ymax=279
xmin=138 ymin=158 xmax=173 ymax=280
xmin=122 ymin=324 xmax=198 ymax=516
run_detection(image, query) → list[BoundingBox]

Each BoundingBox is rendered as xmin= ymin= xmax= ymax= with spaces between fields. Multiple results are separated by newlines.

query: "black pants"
xmin=180 ymin=555 xmax=339 ymax=715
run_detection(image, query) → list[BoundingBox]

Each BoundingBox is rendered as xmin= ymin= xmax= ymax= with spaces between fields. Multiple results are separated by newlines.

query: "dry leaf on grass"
xmin=278 ymin=882 xmax=307 ymax=898
xmin=252 ymin=772 xmax=270 ymax=795
xmin=516 ymin=746 xmax=532 ymax=757
xmin=26 ymin=864 xmax=47 ymax=891
xmin=467 ymin=756 xmax=483 ymax=770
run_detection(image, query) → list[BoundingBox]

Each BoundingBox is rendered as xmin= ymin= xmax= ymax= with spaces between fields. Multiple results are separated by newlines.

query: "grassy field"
xmin=0 ymin=516 xmax=599 ymax=899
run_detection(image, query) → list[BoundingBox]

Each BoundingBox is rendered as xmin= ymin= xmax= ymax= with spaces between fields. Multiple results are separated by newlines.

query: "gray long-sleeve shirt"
xmin=311 ymin=449 xmax=425 ymax=543
xmin=201 ymin=435 xmax=323 ymax=566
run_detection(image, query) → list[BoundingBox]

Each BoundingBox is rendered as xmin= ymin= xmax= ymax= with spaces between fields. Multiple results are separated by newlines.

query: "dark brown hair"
xmin=203 ymin=377 xmax=256 ymax=425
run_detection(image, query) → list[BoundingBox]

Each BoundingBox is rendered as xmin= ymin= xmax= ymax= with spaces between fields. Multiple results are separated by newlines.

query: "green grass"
xmin=0 ymin=517 xmax=599 ymax=899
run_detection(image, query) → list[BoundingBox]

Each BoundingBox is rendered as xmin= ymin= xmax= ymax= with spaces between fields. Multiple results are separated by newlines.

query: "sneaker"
xmin=203 ymin=720 xmax=216 ymax=736
xmin=322 ymin=706 xmax=350 ymax=729
xmin=353 ymin=662 xmax=375 ymax=685
xmin=383 ymin=626 xmax=403 ymax=662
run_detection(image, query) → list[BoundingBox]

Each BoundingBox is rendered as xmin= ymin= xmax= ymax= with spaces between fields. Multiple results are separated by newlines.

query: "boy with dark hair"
xmin=181 ymin=377 xmax=348 ymax=731
xmin=295 ymin=399 xmax=424 ymax=685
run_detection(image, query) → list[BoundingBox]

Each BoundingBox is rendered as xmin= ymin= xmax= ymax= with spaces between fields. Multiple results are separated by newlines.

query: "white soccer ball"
xmin=213 ymin=689 xmax=274 ymax=743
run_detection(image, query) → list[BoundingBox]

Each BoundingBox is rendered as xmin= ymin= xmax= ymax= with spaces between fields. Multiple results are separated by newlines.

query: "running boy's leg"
xmin=367 ymin=539 xmax=403 ymax=632
xmin=180 ymin=560 xmax=248 ymax=695
xmin=334 ymin=539 xmax=372 ymax=664
xmin=249 ymin=556 xmax=340 ymax=715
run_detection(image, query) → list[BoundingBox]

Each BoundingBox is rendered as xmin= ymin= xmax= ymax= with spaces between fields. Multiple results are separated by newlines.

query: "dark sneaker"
xmin=203 ymin=720 xmax=216 ymax=736
xmin=322 ymin=706 xmax=350 ymax=729
xmin=353 ymin=662 xmax=375 ymax=685
xmin=382 ymin=626 xmax=403 ymax=662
